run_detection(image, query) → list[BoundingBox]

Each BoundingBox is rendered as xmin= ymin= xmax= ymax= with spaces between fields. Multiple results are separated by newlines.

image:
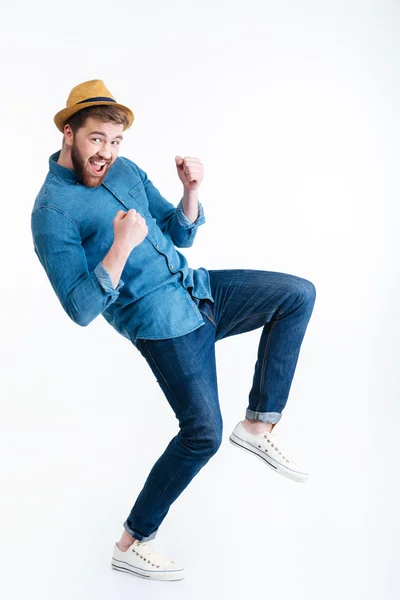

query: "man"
xmin=31 ymin=79 xmax=316 ymax=582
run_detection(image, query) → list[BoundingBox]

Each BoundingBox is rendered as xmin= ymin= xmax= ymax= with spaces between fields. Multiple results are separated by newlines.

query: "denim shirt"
xmin=31 ymin=150 xmax=214 ymax=346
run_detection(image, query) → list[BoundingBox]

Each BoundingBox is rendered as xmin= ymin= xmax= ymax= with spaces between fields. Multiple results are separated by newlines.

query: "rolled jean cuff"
xmin=245 ymin=409 xmax=282 ymax=424
xmin=123 ymin=519 xmax=158 ymax=542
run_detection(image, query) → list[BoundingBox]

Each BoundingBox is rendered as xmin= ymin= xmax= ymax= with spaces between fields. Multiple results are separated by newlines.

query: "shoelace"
xmin=261 ymin=431 xmax=291 ymax=463
xmin=132 ymin=541 xmax=174 ymax=569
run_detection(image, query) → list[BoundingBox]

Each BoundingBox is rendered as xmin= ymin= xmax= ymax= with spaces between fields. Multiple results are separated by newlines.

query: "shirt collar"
xmin=49 ymin=150 xmax=81 ymax=184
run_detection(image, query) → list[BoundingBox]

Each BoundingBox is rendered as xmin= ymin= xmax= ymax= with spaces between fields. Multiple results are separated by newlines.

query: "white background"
xmin=1 ymin=1 xmax=399 ymax=598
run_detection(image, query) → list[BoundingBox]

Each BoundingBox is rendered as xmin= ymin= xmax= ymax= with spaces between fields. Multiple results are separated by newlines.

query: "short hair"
xmin=62 ymin=105 xmax=130 ymax=147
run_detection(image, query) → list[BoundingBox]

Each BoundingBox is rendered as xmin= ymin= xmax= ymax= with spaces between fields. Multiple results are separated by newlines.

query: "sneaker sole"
xmin=229 ymin=433 xmax=308 ymax=483
xmin=111 ymin=559 xmax=184 ymax=581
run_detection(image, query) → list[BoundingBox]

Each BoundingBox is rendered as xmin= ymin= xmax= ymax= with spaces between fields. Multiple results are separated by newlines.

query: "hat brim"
xmin=54 ymin=101 xmax=134 ymax=132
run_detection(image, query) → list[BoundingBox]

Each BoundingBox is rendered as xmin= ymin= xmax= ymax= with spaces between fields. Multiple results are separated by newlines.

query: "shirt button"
xmin=156 ymin=244 xmax=159 ymax=249
xmin=169 ymin=265 xmax=174 ymax=270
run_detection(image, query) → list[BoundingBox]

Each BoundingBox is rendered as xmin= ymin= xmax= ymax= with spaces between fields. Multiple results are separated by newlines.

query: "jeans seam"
xmin=157 ymin=458 xmax=191 ymax=505
xmin=141 ymin=342 xmax=175 ymax=396
xmin=256 ymin=318 xmax=278 ymax=414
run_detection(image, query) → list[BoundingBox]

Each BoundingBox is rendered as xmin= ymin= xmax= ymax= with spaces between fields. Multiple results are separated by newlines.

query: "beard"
xmin=70 ymin=142 xmax=111 ymax=188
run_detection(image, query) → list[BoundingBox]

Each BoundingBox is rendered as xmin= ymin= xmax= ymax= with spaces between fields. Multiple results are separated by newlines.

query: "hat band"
xmin=76 ymin=96 xmax=117 ymax=105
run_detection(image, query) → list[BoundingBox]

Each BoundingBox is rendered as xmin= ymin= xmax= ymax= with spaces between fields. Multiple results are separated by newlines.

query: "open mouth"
xmin=88 ymin=159 xmax=108 ymax=175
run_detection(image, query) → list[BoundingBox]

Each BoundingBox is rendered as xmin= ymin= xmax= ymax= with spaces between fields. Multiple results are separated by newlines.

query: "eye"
xmin=91 ymin=138 xmax=120 ymax=145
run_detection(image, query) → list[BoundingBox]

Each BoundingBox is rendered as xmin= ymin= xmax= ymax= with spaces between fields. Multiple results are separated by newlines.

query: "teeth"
xmin=90 ymin=160 xmax=106 ymax=165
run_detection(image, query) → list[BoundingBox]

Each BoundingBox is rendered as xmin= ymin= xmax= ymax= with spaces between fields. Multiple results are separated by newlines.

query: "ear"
xmin=63 ymin=124 xmax=74 ymax=147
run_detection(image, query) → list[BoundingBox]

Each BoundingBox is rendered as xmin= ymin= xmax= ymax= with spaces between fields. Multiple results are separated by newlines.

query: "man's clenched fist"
xmin=113 ymin=209 xmax=148 ymax=253
xmin=175 ymin=156 xmax=204 ymax=192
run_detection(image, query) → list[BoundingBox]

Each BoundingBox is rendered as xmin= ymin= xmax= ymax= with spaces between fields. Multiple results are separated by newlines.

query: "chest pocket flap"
xmin=128 ymin=181 xmax=151 ymax=216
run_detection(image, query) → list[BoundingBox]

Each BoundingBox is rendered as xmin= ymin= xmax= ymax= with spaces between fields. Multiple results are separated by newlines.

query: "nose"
xmin=97 ymin=143 xmax=113 ymax=160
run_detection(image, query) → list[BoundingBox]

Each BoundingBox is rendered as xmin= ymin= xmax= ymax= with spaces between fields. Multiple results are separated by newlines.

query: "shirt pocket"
xmin=127 ymin=181 xmax=151 ymax=217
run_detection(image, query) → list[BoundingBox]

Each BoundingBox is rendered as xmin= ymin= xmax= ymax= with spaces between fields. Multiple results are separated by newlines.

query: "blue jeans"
xmin=123 ymin=269 xmax=316 ymax=541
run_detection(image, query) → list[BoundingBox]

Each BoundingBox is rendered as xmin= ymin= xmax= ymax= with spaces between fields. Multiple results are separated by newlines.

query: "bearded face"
xmin=68 ymin=117 xmax=124 ymax=188
xmin=70 ymin=140 xmax=112 ymax=188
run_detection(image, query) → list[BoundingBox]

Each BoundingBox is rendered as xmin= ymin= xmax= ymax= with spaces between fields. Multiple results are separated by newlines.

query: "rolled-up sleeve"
xmin=31 ymin=206 xmax=124 ymax=327
xmin=94 ymin=261 xmax=124 ymax=295
xmin=175 ymin=198 xmax=206 ymax=228
xmin=134 ymin=163 xmax=206 ymax=248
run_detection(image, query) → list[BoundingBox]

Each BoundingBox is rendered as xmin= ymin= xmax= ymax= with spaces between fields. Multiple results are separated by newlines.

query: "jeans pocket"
xmin=198 ymin=298 xmax=216 ymax=327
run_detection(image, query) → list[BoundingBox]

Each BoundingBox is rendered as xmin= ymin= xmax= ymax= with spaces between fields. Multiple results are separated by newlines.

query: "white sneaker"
xmin=111 ymin=539 xmax=184 ymax=581
xmin=229 ymin=421 xmax=308 ymax=483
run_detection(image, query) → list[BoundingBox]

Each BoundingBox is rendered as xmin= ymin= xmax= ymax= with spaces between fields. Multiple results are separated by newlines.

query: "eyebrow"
xmin=88 ymin=130 xmax=123 ymax=141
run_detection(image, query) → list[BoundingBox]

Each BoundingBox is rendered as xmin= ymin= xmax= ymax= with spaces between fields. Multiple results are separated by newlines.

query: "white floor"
xmin=1 ymin=396 xmax=397 ymax=600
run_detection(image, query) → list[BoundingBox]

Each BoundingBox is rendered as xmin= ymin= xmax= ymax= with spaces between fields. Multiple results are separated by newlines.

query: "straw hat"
xmin=54 ymin=79 xmax=134 ymax=132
